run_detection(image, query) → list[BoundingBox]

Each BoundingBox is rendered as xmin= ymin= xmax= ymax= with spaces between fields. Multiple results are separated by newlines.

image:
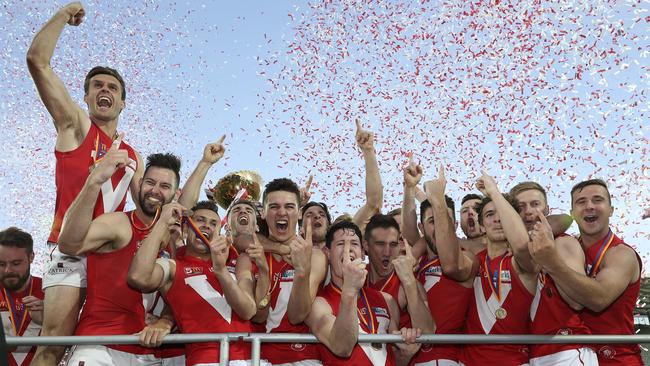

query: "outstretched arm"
xmin=26 ymin=2 xmax=88 ymax=140
xmin=401 ymin=156 xmax=423 ymax=246
xmin=352 ymin=119 xmax=383 ymax=232
xmin=477 ymin=170 xmax=537 ymax=274
xmin=178 ymin=136 xmax=226 ymax=208
xmin=425 ymin=167 xmax=477 ymax=281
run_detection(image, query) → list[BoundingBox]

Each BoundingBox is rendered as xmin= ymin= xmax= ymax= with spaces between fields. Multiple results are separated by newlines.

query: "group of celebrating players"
xmin=0 ymin=2 xmax=645 ymax=366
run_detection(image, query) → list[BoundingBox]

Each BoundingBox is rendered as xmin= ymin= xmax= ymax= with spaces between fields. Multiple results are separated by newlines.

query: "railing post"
xmin=220 ymin=335 xmax=229 ymax=365
xmin=251 ymin=335 xmax=261 ymax=366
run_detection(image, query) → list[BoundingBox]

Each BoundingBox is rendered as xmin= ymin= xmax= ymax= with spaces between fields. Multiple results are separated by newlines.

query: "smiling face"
xmin=515 ymin=189 xmax=549 ymax=231
xmin=84 ymin=74 xmax=125 ymax=122
xmin=138 ymin=167 xmax=177 ymax=217
xmin=302 ymin=205 xmax=329 ymax=243
xmin=264 ymin=191 xmax=299 ymax=242
xmin=364 ymin=227 xmax=400 ymax=279
xmin=186 ymin=209 xmax=221 ymax=255
xmin=0 ymin=246 xmax=33 ymax=292
xmin=571 ymin=184 xmax=613 ymax=242
xmin=460 ymin=198 xmax=482 ymax=239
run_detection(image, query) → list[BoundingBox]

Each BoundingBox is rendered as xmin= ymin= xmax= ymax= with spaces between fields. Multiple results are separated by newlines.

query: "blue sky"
xmin=0 ymin=1 xmax=648 ymax=273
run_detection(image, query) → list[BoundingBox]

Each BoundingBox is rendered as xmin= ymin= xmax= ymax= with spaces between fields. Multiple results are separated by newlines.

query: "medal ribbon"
xmin=2 ymin=277 xmax=33 ymax=336
xmin=538 ymin=271 xmax=547 ymax=286
xmin=587 ymin=230 xmax=614 ymax=277
xmin=483 ymin=253 xmax=507 ymax=302
xmin=376 ymin=271 xmax=396 ymax=292
xmin=183 ymin=216 xmax=211 ymax=246
xmin=130 ymin=209 xmax=160 ymax=232
xmin=267 ymin=252 xmax=289 ymax=296
xmin=329 ymin=283 xmax=377 ymax=334
xmin=417 ymin=256 xmax=440 ymax=279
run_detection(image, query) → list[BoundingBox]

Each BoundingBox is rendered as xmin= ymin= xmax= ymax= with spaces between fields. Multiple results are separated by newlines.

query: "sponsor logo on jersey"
xmin=48 ymin=262 xmax=74 ymax=275
xmin=425 ymin=266 xmax=442 ymax=276
xmin=372 ymin=307 xmax=389 ymax=318
xmin=185 ymin=266 xmax=204 ymax=275
xmin=599 ymin=345 xmax=616 ymax=359
xmin=290 ymin=343 xmax=306 ymax=351
xmin=501 ymin=270 xmax=511 ymax=281
xmin=279 ymin=269 xmax=295 ymax=280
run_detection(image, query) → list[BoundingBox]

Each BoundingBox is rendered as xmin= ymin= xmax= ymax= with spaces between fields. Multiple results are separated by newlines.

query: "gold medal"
xmin=495 ymin=307 xmax=507 ymax=320
xmin=258 ymin=294 xmax=270 ymax=309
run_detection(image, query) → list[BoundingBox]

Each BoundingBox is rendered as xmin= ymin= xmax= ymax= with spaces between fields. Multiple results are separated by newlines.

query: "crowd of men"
xmin=0 ymin=2 xmax=646 ymax=366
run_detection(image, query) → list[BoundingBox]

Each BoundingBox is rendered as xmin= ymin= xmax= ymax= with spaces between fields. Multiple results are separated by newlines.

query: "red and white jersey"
xmin=411 ymin=255 xmax=471 ymax=364
xmin=164 ymin=245 xmax=252 ymax=365
xmin=75 ymin=211 xmax=152 ymax=355
xmin=261 ymin=253 xmax=320 ymax=364
xmin=581 ymin=230 xmax=643 ymax=365
xmin=49 ymin=122 xmax=137 ymax=244
xmin=367 ymin=271 xmax=410 ymax=328
xmin=460 ymin=250 xmax=532 ymax=366
xmin=529 ymin=272 xmax=591 ymax=358
xmin=1 ymin=276 xmax=44 ymax=366
xmin=318 ymin=284 xmax=395 ymax=366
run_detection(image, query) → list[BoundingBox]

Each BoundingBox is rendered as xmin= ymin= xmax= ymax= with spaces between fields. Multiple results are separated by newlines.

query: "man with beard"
xmin=0 ymin=227 xmax=44 ymax=366
xmin=426 ymin=168 xmax=537 ymax=366
xmin=128 ymin=200 xmax=270 ymax=365
xmin=528 ymin=179 xmax=643 ymax=365
xmin=305 ymin=220 xmax=422 ymax=366
xmin=27 ymin=3 xmax=143 ymax=364
xmin=363 ymin=214 xmax=433 ymax=332
xmin=57 ymin=152 xmax=182 ymax=364
xmin=57 ymin=135 xmax=225 ymax=364
xmin=259 ymin=178 xmax=328 ymax=365
xmin=508 ymin=181 xmax=596 ymax=365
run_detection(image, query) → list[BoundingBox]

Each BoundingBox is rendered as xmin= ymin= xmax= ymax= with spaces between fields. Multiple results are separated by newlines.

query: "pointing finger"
xmin=305 ymin=175 xmax=313 ymax=192
xmin=438 ymin=163 xmax=445 ymax=180
xmin=216 ymin=134 xmax=226 ymax=145
xmin=304 ymin=216 xmax=312 ymax=243
xmin=355 ymin=118 xmax=362 ymax=132
xmin=403 ymin=239 xmax=414 ymax=258
xmin=535 ymin=208 xmax=551 ymax=228
xmin=343 ymin=238 xmax=351 ymax=264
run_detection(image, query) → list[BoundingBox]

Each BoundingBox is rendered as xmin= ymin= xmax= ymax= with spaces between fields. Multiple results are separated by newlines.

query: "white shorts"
xmin=414 ymin=360 xmax=461 ymax=366
xmin=42 ymin=246 xmax=87 ymax=289
xmin=65 ymin=345 xmax=159 ymax=366
xmin=161 ymin=355 xmax=185 ymax=366
xmin=529 ymin=347 xmax=598 ymax=366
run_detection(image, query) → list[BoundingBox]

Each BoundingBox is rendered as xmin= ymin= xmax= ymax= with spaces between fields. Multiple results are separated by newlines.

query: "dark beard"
xmin=1 ymin=272 xmax=29 ymax=291
xmin=139 ymin=194 xmax=162 ymax=217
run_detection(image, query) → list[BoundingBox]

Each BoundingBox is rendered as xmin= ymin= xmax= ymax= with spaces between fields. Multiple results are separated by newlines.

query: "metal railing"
xmin=7 ymin=333 xmax=650 ymax=366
